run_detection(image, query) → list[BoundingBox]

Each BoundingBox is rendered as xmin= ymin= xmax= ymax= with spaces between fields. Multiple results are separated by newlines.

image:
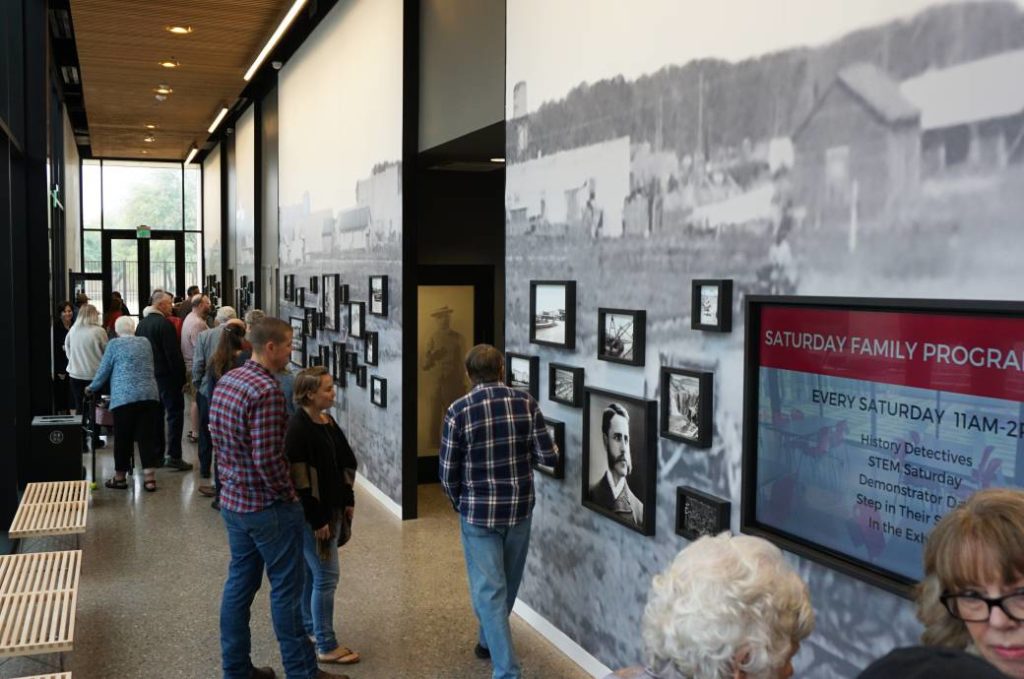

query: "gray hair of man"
xmin=190 ymin=293 xmax=204 ymax=306
xmin=150 ymin=290 xmax=172 ymax=305
xmin=244 ymin=309 xmax=266 ymax=326
xmin=114 ymin=315 xmax=137 ymax=337
xmin=641 ymin=533 xmax=814 ymax=679
xmin=214 ymin=306 xmax=237 ymax=325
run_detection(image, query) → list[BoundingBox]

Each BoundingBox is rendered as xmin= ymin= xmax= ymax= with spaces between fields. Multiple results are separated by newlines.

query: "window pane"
xmin=184 ymin=165 xmax=201 ymax=231
xmin=110 ymin=239 xmax=140 ymax=316
xmin=185 ymin=232 xmax=202 ymax=292
xmin=83 ymin=231 xmax=101 ymax=272
xmin=149 ymin=240 xmax=177 ymax=295
xmin=102 ymin=160 xmax=183 ymax=231
xmin=82 ymin=160 xmax=101 ymax=229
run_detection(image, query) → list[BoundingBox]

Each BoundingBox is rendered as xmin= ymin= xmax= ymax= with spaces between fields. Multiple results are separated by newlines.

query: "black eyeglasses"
xmin=941 ymin=592 xmax=1024 ymax=622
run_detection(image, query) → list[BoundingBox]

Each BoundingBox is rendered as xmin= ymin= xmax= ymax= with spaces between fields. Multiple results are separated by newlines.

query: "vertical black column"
xmin=253 ymin=101 xmax=263 ymax=309
xmin=400 ymin=0 xmax=421 ymax=519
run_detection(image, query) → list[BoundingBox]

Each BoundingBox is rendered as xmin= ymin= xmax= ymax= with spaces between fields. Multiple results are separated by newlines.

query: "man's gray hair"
xmin=150 ymin=290 xmax=172 ymax=305
xmin=245 ymin=309 xmax=266 ymax=326
xmin=215 ymin=306 xmax=237 ymax=324
xmin=641 ymin=533 xmax=814 ymax=679
xmin=191 ymin=293 xmax=204 ymax=306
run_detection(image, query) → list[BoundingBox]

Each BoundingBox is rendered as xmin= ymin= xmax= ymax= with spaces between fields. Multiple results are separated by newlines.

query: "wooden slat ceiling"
xmin=71 ymin=0 xmax=292 ymax=159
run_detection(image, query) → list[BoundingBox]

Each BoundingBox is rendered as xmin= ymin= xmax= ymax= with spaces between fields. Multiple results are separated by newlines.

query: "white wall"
xmin=62 ymin=106 xmax=80 ymax=281
xmin=203 ymin=144 xmax=222 ymax=282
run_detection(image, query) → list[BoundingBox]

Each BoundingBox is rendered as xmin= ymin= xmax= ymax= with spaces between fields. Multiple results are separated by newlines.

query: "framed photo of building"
xmin=675 ymin=486 xmax=731 ymax=540
xmin=371 ymin=375 xmax=387 ymax=407
xmin=364 ymin=331 xmax=379 ymax=366
xmin=660 ymin=367 xmax=713 ymax=448
xmin=309 ymin=275 xmax=319 ymax=294
xmin=356 ymin=365 xmax=367 ymax=388
xmin=332 ymin=342 xmax=347 ymax=386
xmin=505 ymin=353 xmax=539 ymax=399
xmin=534 ymin=416 xmax=565 ymax=479
xmin=297 ymin=287 xmax=306 ymax=309
xmin=338 ymin=283 xmax=350 ymax=304
xmin=582 ymin=386 xmax=657 ymax=536
xmin=691 ymin=279 xmax=732 ymax=332
xmin=304 ymin=307 xmax=318 ymax=340
xmin=290 ymin=317 xmax=306 ymax=367
xmin=597 ymin=308 xmax=646 ymax=366
xmin=548 ymin=363 xmax=583 ymax=407
xmin=370 ymin=275 xmax=389 ymax=317
xmin=348 ymin=301 xmax=366 ymax=339
xmin=529 ymin=280 xmax=576 ymax=349
xmin=283 ymin=274 xmax=295 ymax=302
xmin=323 ymin=274 xmax=340 ymax=331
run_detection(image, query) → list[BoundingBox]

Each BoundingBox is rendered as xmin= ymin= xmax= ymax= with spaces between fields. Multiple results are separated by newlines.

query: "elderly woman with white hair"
xmin=607 ymin=533 xmax=814 ymax=679
xmin=87 ymin=315 xmax=163 ymax=492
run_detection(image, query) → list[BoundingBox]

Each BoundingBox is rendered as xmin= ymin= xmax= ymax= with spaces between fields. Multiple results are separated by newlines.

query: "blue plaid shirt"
xmin=439 ymin=382 xmax=557 ymax=528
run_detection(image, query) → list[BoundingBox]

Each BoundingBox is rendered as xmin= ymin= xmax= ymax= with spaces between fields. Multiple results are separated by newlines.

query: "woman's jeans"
xmin=300 ymin=518 xmax=342 ymax=654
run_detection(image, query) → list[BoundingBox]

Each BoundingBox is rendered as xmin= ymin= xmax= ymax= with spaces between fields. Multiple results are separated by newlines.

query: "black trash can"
xmin=27 ymin=415 xmax=83 ymax=485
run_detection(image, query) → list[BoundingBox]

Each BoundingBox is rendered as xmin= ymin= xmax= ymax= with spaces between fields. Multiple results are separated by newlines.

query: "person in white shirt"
xmin=64 ymin=303 xmax=108 ymax=449
xmin=181 ymin=294 xmax=211 ymax=443
xmin=588 ymin=402 xmax=644 ymax=527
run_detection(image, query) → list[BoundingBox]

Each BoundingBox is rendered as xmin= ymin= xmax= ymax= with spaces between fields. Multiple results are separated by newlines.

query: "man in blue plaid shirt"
xmin=439 ymin=344 xmax=557 ymax=679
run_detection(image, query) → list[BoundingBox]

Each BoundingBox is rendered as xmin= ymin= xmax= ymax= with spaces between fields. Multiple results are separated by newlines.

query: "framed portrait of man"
xmin=582 ymin=386 xmax=658 ymax=536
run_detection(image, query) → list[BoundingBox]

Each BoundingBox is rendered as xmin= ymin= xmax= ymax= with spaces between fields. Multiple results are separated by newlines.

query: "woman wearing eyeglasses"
xmin=916 ymin=488 xmax=1024 ymax=678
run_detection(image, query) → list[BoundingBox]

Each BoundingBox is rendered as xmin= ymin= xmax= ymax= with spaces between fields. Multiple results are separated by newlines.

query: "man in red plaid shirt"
xmin=210 ymin=317 xmax=346 ymax=679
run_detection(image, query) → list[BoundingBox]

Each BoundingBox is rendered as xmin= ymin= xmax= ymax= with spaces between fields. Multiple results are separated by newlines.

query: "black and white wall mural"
xmin=506 ymin=1 xmax=1024 ymax=675
xmin=278 ymin=0 xmax=404 ymax=505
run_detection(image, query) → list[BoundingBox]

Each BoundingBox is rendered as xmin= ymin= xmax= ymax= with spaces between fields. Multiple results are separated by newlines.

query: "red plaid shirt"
xmin=209 ymin=359 xmax=297 ymax=513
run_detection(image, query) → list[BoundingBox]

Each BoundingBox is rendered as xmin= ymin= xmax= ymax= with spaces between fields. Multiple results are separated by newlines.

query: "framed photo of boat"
xmin=530 ymin=281 xmax=576 ymax=350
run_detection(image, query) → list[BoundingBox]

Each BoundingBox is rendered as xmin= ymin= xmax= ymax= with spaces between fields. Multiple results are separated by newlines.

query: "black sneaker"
xmin=474 ymin=643 xmax=490 ymax=660
xmin=164 ymin=457 xmax=194 ymax=471
xmin=211 ymin=498 xmax=221 ymax=511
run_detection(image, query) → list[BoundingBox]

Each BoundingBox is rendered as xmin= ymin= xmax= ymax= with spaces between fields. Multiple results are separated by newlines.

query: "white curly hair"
xmin=642 ymin=533 xmax=814 ymax=679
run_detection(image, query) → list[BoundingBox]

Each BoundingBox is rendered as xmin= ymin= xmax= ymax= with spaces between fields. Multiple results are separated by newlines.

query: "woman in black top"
xmin=53 ymin=300 xmax=73 ymax=413
xmin=284 ymin=365 xmax=360 ymax=666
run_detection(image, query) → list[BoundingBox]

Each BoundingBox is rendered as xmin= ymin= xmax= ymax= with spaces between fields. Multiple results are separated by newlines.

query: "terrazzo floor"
xmin=1 ymin=437 xmax=591 ymax=679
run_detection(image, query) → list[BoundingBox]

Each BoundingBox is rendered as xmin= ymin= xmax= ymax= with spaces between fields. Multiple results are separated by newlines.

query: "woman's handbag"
xmin=95 ymin=396 xmax=115 ymax=427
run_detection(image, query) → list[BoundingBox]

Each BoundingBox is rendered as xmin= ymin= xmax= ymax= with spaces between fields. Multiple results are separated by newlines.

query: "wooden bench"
xmin=9 ymin=482 xmax=90 ymax=546
xmin=0 ymin=550 xmax=81 ymax=671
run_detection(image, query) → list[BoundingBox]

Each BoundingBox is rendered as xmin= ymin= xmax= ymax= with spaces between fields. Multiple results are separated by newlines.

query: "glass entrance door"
xmin=102 ymin=230 xmax=185 ymax=316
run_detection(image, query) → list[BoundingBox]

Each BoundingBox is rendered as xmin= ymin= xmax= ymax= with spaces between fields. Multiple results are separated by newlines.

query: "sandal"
xmin=187 ymin=431 xmax=199 ymax=443
xmin=143 ymin=479 xmax=158 ymax=492
xmin=104 ymin=477 xmax=128 ymax=490
xmin=317 ymin=646 xmax=360 ymax=665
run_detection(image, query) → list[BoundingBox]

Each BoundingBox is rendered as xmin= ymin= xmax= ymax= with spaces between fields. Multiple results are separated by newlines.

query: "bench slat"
xmin=0 ymin=550 xmax=81 ymax=658
xmin=9 ymin=482 xmax=89 ymax=538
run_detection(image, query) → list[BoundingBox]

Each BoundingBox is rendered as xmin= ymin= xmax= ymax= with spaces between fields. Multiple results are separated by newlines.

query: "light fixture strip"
xmin=184 ymin=146 xmax=198 ymax=164
xmin=243 ymin=0 xmax=307 ymax=81
xmin=207 ymin=107 xmax=229 ymax=134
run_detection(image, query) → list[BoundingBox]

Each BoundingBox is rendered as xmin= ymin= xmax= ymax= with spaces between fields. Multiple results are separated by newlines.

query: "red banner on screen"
xmin=759 ymin=306 xmax=1024 ymax=402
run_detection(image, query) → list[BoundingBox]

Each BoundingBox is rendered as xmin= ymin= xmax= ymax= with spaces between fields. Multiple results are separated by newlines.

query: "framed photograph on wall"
xmin=338 ymin=284 xmax=350 ymax=304
xmin=283 ymin=274 xmax=294 ymax=303
xmin=548 ymin=363 xmax=583 ymax=407
xmin=364 ymin=331 xmax=379 ymax=366
xmin=290 ymin=317 xmax=306 ymax=367
xmin=297 ymin=287 xmax=306 ymax=309
xmin=332 ymin=342 xmax=347 ymax=386
xmin=369 ymin=275 xmax=389 ymax=317
xmin=505 ymin=353 xmax=539 ymax=399
xmin=582 ymin=386 xmax=657 ymax=536
xmin=356 ymin=365 xmax=367 ymax=388
xmin=675 ymin=486 xmax=731 ymax=540
xmin=691 ymin=279 xmax=732 ymax=332
xmin=597 ymin=308 xmax=646 ymax=366
xmin=348 ymin=301 xmax=366 ymax=339
xmin=323 ymin=274 xmax=340 ymax=331
xmin=346 ymin=351 xmax=358 ymax=374
xmin=320 ymin=345 xmax=331 ymax=369
xmin=530 ymin=280 xmax=576 ymax=349
xmin=309 ymin=276 xmax=319 ymax=294
xmin=307 ymin=353 xmax=321 ymax=368
xmin=304 ymin=308 xmax=318 ymax=340
xmin=660 ymin=367 xmax=713 ymax=448
xmin=370 ymin=375 xmax=387 ymax=407
xmin=534 ymin=416 xmax=565 ymax=479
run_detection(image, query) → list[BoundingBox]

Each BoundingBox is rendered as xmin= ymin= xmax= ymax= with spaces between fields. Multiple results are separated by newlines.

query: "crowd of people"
xmin=51 ymin=290 xmax=1024 ymax=679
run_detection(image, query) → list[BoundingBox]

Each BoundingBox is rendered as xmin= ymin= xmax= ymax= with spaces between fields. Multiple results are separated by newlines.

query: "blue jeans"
xmin=300 ymin=518 xmax=341 ymax=654
xmin=459 ymin=514 xmax=532 ymax=679
xmin=220 ymin=502 xmax=317 ymax=679
xmin=157 ymin=376 xmax=184 ymax=461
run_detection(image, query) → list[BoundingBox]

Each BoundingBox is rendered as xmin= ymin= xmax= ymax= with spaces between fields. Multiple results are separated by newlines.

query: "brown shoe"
xmin=198 ymin=484 xmax=217 ymax=497
xmin=317 ymin=646 xmax=359 ymax=664
xmin=249 ymin=666 xmax=276 ymax=679
xmin=315 ymin=671 xmax=350 ymax=679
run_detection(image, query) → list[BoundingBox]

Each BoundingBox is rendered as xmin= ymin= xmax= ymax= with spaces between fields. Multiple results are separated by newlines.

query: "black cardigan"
xmin=283 ymin=409 xmax=358 ymax=529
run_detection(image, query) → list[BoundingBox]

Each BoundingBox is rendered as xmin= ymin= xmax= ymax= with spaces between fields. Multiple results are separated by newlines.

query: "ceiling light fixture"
xmin=207 ymin=106 xmax=230 ymax=134
xmin=159 ymin=58 xmax=181 ymax=69
xmin=165 ymin=25 xmax=192 ymax=35
xmin=243 ymin=0 xmax=307 ymax=81
xmin=144 ymin=135 xmax=156 ymax=143
xmin=145 ymin=123 xmax=157 ymax=130
xmin=184 ymin=145 xmax=198 ymax=165
xmin=154 ymin=84 xmax=173 ymax=95
xmin=490 ymin=157 xmax=506 ymax=163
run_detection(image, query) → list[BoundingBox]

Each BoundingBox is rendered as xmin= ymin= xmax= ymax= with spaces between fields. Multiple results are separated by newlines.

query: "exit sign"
xmin=136 ymin=224 xmax=151 ymax=239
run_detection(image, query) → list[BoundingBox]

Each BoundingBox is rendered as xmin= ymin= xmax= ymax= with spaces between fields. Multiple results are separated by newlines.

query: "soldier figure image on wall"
xmin=422 ymin=305 xmax=468 ymax=448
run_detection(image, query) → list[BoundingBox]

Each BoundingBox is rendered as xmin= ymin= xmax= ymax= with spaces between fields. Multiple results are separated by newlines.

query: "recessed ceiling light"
xmin=490 ymin=157 xmax=506 ymax=163
xmin=159 ymin=59 xmax=180 ymax=69
xmin=154 ymin=84 xmax=173 ymax=95
xmin=142 ymin=149 xmax=149 ymax=154
xmin=165 ymin=25 xmax=192 ymax=35
xmin=184 ymin=145 xmax=198 ymax=164
xmin=154 ymin=94 xmax=168 ymax=102
xmin=145 ymin=123 xmax=157 ymax=130
xmin=207 ymin=106 xmax=229 ymax=134
xmin=144 ymin=135 xmax=156 ymax=143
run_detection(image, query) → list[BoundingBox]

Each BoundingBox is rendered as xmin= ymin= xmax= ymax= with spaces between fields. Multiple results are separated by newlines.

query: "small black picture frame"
xmin=582 ymin=386 xmax=658 ymax=536
xmin=309 ymin=276 xmax=319 ymax=294
xmin=370 ymin=375 xmax=387 ymax=407
xmin=322 ymin=274 xmax=340 ymax=331
xmin=675 ymin=486 xmax=731 ymax=540
xmin=660 ymin=367 xmax=713 ymax=448
xmin=364 ymin=331 xmax=379 ymax=366
xmin=356 ymin=365 xmax=367 ymax=388
xmin=505 ymin=353 xmax=539 ymax=399
xmin=348 ymin=301 xmax=366 ymax=339
xmin=369 ymin=275 xmax=389 ymax=317
xmin=307 ymin=354 xmax=321 ymax=368
xmin=283 ymin=274 xmax=295 ymax=302
xmin=297 ymin=286 xmax=306 ymax=309
xmin=691 ymin=279 xmax=733 ymax=332
xmin=597 ymin=308 xmax=646 ymax=366
xmin=332 ymin=342 xmax=347 ymax=386
xmin=529 ymin=280 xmax=576 ymax=350
xmin=338 ymin=284 xmax=350 ymax=304
xmin=304 ymin=307 xmax=318 ymax=340
xmin=346 ymin=351 xmax=358 ymax=374
xmin=534 ymin=416 xmax=565 ymax=479
xmin=320 ymin=344 xmax=331 ymax=369
xmin=289 ymin=317 xmax=306 ymax=367
xmin=548 ymin=363 xmax=583 ymax=408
